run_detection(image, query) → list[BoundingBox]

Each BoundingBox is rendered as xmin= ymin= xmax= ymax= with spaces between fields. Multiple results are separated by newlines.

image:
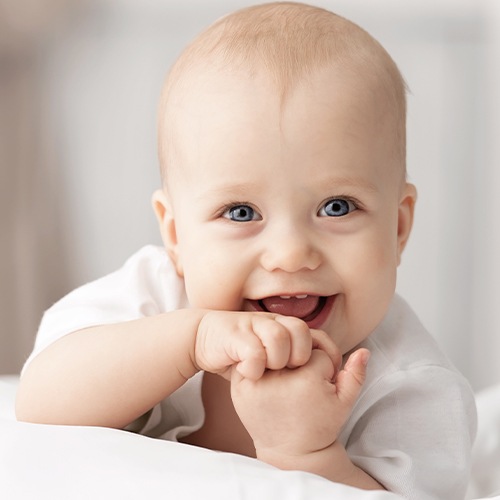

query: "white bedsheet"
xmin=0 ymin=376 xmax=498 ymax=500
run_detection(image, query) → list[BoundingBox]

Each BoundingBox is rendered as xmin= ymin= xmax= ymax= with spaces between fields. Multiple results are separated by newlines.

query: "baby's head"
xmin=153 ymin=2 xmax=417 ymax=353
xmin=158 ymin=1 xmax=408 ymax=187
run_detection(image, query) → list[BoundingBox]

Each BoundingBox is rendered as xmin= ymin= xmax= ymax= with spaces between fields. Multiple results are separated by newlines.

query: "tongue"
xmin=261 ymin=296 xmax=320 ymax=319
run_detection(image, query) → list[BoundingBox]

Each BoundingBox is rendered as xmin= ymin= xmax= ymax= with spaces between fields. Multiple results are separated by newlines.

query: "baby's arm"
xmin=16 ymin=310 xmax=315 ymax=429
xmin=231 ymin=346 xmax=384 ymax=490
xmin=16 ymin=310 xmax=204 ymax=427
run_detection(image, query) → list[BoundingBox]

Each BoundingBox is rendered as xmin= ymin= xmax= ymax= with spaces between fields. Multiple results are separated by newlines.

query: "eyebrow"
xmin=319 ymin=175 xmax=379 ymax=193
xmin=194 ymin=181 xmax=262 ymax=201
xmin=194 ymin=174 xmax=379 ymax=201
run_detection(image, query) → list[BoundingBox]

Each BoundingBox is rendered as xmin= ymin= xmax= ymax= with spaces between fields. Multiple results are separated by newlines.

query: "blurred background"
xmin=1 ymin=0 xmax=499 ymax=392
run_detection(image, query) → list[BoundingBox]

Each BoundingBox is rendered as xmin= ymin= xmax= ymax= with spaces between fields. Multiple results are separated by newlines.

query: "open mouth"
xmin=249 ymin=294 xmax=335 ymax=328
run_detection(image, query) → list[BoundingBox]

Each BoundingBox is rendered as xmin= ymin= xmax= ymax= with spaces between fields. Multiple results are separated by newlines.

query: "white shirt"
xmin=24 ymin=245 xmax=477 ymax=499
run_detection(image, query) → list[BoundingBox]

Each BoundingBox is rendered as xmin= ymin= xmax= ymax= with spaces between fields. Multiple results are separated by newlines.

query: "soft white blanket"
xmin=0 ymin=376 xmax=498 ymax=500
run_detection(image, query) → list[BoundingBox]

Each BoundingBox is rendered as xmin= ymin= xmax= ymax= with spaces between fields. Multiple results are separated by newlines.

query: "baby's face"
xmin=155 ymin=67 xmax=416 ymax=354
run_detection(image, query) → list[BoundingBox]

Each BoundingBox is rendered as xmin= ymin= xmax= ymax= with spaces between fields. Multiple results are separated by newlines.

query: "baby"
xmin=16 ymin=2 xmax=476 ymax=498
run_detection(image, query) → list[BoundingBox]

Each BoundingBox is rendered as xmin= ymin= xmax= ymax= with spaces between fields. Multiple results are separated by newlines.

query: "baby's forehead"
xmin=167 ymin=52 xmax=403 ymax=145
xmin=159 ymin=3 xmax=407 ymax=184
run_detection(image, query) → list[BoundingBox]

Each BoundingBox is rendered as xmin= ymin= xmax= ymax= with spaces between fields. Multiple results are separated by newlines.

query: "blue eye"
xmin=224 ymin=204 xmax=259 ymax=222
xmin=319 ymin=198 xmax=356 ymax=217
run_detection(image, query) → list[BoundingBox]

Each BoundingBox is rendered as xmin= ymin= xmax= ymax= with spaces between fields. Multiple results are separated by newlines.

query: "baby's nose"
xmin=260 ymin=225 xmax=321 ymax=273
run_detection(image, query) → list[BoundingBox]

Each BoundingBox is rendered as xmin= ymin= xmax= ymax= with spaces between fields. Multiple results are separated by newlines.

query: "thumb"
xmin=230 ymin=363 xmax=243 ymax=388
xmin=335 ymin=348 xmax=370 ymax=406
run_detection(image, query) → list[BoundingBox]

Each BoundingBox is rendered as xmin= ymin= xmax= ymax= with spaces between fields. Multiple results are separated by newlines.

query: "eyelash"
xmin=220 ymin=203 xmax=261 ymax=222
xmin=318 ymin=197 xmax=359 ymax=217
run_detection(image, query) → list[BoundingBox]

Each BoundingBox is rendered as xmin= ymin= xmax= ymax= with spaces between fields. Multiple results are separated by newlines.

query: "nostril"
xmin=260 ymin=245 xmax=321 ymax=273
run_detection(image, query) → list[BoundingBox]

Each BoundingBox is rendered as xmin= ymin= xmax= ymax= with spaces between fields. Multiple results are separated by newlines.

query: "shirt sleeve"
xmin=22 ymin=245 xmax=202 ymax=440
xmin=126 ymin=371 xmax=205 ymax=441
xmin=345 ymin=365 xmax=477 ymax=500
xmin=22 ymin=245 xmax=186 ymax=373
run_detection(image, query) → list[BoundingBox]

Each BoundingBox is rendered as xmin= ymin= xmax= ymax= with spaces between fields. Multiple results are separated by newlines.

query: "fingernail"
xmin=359 ymin=349 xmax=371 ymax=367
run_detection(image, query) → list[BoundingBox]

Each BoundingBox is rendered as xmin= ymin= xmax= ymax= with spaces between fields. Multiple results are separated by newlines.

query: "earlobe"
xmin=396 ymin=183 xmax=417 ymax=265
xmin=151 ymin=189 xmax=183 ymax=276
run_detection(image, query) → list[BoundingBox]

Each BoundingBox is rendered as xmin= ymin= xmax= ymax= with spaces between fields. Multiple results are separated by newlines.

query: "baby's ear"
xmin=396 ymin=183 xmax=417 ymax=265
xmin=152 ymin=189 xmax=183 ymax=277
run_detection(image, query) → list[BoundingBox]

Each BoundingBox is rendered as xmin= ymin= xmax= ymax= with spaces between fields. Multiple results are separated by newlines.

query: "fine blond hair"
xmin=158 ymin=2 xmax=407 ymax=183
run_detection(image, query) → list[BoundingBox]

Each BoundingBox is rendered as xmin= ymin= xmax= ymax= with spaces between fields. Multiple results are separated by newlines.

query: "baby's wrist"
xmin=256 ymin=441 xmax=373 ymax=486
xmin=255 ymin=441 xmax=337 ymax=473
xmin=168 ymin=308 xmax=208 ymax=378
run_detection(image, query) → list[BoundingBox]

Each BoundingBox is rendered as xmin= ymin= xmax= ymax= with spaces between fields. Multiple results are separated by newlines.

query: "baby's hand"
xmin=194 ymin=311 xmax=333 ymax=380
xmin=230 ymin=343 xmax=370 ymax=458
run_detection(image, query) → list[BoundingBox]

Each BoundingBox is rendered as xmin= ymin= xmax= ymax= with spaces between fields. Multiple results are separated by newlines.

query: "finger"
xmin=251 ymin=316 xmax=291 ymax=370
xmin=335 ymin=348 xmax=370 ymax=405
xmin=235 ymin=356 xmax=266 ymax=380
xmin=305 ymin=348 xmax=336 ymax=382
xmin=229 ymin=361 xmax=256 ymax=384
xmin=230 ymin=363 xmax=258 ymax=392
xmin=225 ymin=329 xmax=267 ymax=380
xmin=310 ymin=329 xmax=342 ymax=374
xmin=273 ymin=316 xmax=312 ymax=368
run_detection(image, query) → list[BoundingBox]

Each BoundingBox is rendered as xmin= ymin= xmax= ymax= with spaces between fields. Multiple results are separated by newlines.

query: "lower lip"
xmin=249 ymin=295 xmax=336 ymax=330
xmin=306 ymin=295 xmax=335 ymax=329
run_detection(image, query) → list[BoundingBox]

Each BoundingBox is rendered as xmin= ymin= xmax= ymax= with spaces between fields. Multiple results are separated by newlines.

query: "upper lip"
xmin=248 ymin=292 xmax=332 ymax=301
xmin=275 ymin=294 xmax=308 ymax=299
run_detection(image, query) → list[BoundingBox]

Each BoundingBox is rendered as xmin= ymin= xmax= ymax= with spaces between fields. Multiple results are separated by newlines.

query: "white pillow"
xmin=0 ymin=376 xmax=400 ymax=500
xmin=4 ymin=376 xmax=500 ymax=500
xmin=0 ymin=376 xmax=18 ymax=421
